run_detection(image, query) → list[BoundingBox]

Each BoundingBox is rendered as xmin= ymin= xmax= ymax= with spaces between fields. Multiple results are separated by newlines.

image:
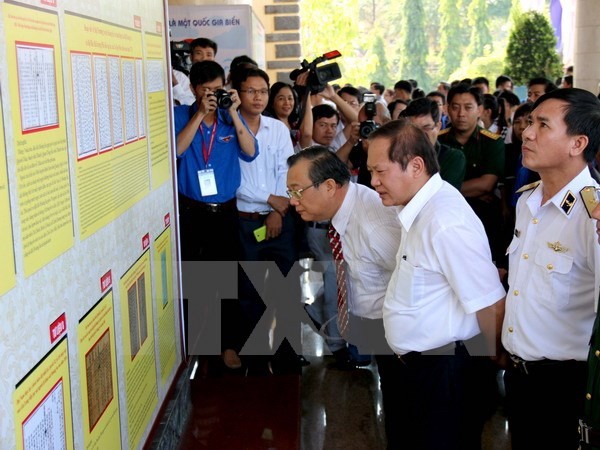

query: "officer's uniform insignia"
xmin=438 ymin=128 xmax=450 ymax=136
xmin=480 ymin=129 xmax=501 ymax=140
xmin=515 ymin=180 xmax=541 ymax=194
xmin=560 ymin=191 xmax=576 ymax=215
xmin=580 ymin=186 xmax=599 ymax=218
xmin=547 ymin=241 xmax=569 ymax=253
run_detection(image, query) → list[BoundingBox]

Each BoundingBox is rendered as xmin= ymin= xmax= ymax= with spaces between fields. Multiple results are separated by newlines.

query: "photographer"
xmin=175 ymin=60 xmax=258 ymax=371
xmin=172 ymin=38 xmax=219 ymax=106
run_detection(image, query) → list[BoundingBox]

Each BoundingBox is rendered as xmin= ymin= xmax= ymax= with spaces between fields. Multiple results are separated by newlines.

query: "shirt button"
xmin=587 ymin=393 xmax=592 ymax=400
xmin=508 ymin=327 xmax=514 ymax=333
xmin=547 ymin=264 xmax=554 ymax=270
xmin=532 ymin=218 xmax=539 ymax=224
xmin=523 ymin=254 xmax=529 ymax=259
xmin=513 ymin=290 xmax=519 ymax=296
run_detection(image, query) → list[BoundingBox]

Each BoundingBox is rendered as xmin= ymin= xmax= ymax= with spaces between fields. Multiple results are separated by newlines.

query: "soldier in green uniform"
xmin=438 ymin=83 xmax=505 ymax=262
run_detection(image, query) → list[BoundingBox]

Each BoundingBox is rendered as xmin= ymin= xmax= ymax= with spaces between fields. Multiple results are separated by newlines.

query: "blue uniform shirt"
xmin=174 ymin=104 xmax=258 ymax=203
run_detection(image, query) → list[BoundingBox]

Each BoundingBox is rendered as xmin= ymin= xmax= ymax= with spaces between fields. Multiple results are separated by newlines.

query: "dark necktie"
xmin=328 ymin=224 xmax=349 ymax=338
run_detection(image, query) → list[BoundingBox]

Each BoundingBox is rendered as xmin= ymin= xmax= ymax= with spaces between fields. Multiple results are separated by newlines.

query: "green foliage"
xmin=438 ymin=0 xmax=464 ymax=80
xmin=465 ymin=0 xmax=493 ymax=62
xmin=449 ymin=50 xmax=506 ymax=83
xmin=504 ymin=10 xmax=562 ymax=85
xmin=399 ymin=0 xmax=430 ymax=88
xmin=369 ymin=35 xmax=393 ymax=87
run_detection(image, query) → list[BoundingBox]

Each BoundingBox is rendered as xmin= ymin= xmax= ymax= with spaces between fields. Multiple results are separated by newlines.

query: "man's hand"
xmin=268 ymin=195 xmax=290 ymax=217
xmin=265 ymin=212 xmax=283 ymax=239
xmin=199 ymin=93 xmax=217 ymax=115
xmin=318 ymin=84 xmax=336 ymax=101
xmin=228 ymin=89 xmax=242 ymax=114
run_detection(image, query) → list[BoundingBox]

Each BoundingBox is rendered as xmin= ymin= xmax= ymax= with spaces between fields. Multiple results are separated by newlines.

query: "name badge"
xmin=198 ymin=169 xmax=218 ymax=196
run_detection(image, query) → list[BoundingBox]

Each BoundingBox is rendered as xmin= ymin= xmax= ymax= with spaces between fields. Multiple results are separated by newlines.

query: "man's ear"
xmin=410 ymin=157 xmax=426 ymax=178
xmin=570 ymin=135 xmax=589 ymax=159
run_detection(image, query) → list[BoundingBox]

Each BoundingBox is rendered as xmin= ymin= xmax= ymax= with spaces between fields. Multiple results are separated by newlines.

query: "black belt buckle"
xmin=204 ymin=203 xmax=220 ymax=213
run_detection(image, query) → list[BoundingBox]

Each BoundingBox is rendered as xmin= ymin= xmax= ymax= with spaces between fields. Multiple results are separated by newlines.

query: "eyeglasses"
xmin=286 ymin=183 xmax=317 ymax=200
xmin=239 ymin=88 xmax=270 ymax=96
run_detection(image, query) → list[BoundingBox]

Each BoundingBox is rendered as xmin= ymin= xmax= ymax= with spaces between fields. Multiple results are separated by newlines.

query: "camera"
xmin=359 ymin=93 xmax=379 ymax=139
xmin=290 ymin=50 xmax=342 ymax=94
xmin=214 ymin=89 xmax=233 ymax=109
xmin=170 ymin=40 xmax=191 ymax=74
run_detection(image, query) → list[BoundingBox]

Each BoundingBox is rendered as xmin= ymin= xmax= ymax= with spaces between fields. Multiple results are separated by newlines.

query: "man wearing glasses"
xmin=286 ymin=146 xmax=403 ymax=447
xmin=233 ymin=67 xmax=305 ymax=374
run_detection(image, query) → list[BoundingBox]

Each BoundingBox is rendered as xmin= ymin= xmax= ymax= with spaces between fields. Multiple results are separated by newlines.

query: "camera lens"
xmin=214 ymin=89 xmax=233 ymax=109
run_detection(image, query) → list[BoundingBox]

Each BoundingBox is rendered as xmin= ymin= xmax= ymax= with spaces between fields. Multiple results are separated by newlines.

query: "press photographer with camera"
xmin=175 ymin=60 xmax=258 ymax=371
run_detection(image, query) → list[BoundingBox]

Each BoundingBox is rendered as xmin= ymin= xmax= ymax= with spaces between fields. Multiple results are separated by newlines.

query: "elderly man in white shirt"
xmin=286 ymin=145 xmax=403 ymax=447
xmin=367 ymin=119 xmax=506 ymax=450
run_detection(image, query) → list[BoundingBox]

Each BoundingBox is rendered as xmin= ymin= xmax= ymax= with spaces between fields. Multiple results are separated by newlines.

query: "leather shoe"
xmin=222 ymin=349 xmax=242 ymax=369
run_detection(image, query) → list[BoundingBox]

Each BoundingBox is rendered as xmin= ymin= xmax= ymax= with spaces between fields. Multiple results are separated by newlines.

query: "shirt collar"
xmin=526 ymin=167 xmax=594 ymax=219
xmin=331 ymin=182 xmax=356 ymax=236
xmin=398 ymin=173 xmax=443 ymax=232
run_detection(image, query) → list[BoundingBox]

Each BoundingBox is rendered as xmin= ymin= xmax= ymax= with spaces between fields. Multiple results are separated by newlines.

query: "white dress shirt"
xmin=172 ymin=69 xmax=196 ymax=106
xmin=384 ymin=174 xmax=506 ymax=355
xmin=502 ymin=167 xmax=600 ymax=361
xmin=237 ymin=115 xmax=294 ymax=213
xmin=331 ymin=182 xmax=402 ymax=319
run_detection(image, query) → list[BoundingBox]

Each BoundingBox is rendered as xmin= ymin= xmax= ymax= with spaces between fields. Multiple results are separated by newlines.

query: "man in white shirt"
xmin=234 ymin=67 xmax=303 ymax=374
xmin=367 ymin=119 xmax=506 ymax=450
xmin=501 ymin=88 xmax=600 ymax=449
xmin=286 ymin=145 xmax=403 ymax=447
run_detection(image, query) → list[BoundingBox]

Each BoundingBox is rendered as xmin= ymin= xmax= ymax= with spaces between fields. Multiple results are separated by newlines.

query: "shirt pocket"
xmin=393 ymin=259 xmax=426 ymax=309
xmin=506 ymin=236 xmax=520 ymax=288
xmin=533 ymin=247 xmax=574 ymax=308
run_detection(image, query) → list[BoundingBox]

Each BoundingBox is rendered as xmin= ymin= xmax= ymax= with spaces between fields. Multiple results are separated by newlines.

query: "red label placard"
xmin=164 ymin=213 xmax=170 ymax=227
xmin=142 ymin=233 xmax=150 ymax=250
xmin=100 ymin=270 xmax=112 ymax=292
xmin=41 ymin=0 xmax=57 ymax=6
xmin=133 ymin=15 xmax=142 ymax=29
xmin=49 ymin=313 xmax=66 ymax=343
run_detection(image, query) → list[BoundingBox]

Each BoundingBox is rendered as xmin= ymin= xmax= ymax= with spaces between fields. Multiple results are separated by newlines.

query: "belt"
xmin=580 ymin=419 xmax=600 ymax=447
xmin=179 ymin=195 xmax=236 ymax=214
xmin=397 ymin=341 xmax=465 ymax=364
xmin=509 ymin=354 xmax=578 ymax=375
xmin=238 ymin=211 xmax=271 ymax=220
xmin=306 ymin=221 xmax=330 ymax=229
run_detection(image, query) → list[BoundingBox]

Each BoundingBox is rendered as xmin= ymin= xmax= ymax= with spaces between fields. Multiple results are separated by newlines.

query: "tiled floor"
xmin=178 ymin=261 xmax=512 ymax=449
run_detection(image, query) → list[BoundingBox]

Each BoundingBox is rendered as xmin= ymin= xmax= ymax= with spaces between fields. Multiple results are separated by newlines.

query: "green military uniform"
xmin=436 ymin=141 xmax=466 ymax=191
xmin=582 ymin=311 xmax=600 ymax=449
xmin=438 ymin=126 xmax=505 ymax=262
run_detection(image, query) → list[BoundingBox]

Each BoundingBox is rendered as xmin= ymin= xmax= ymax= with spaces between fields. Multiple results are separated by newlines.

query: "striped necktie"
xmin=328 ymin=224 xmax=349 ymax=338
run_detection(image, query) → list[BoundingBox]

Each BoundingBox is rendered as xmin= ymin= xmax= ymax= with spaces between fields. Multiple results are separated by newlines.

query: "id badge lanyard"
xmin=198 ymin=119 xmax=218 ymax=197
xmin=201 ymin=119 xmax=218 ymax=165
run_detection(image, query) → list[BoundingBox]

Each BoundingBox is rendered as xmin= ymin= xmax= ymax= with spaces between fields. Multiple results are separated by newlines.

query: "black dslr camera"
xmin=213 ymin=89 xmax=233 ymax=109
xmin=290 ymin=50 xmax=342 ymax=94
xmin=359 ymin=93 xmax=379 ymax=138
xmin=170 ymin=40 xmax=191 ymax=74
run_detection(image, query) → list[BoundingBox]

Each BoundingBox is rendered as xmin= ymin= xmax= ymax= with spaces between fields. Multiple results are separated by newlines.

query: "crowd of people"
xmin=172 ymin=38 xmax=600 ymax=450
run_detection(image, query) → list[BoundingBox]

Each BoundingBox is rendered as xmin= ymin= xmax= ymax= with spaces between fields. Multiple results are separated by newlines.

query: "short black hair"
xmin=528 ymin=77 xmax=558 ymax=93
xmin=190 ymin=37 xmax=217 ymax=54
xmin=189 ymin=60 xmax=225 ymax=87
xmin=495 ymin=75 xmax=512 ymax=89
xmin=400 ymin=97 xmax=441 ymax=123
xmin=411 ymin=88 xmax=425 ymax=100
xmin=394 ymin=80 xmax=413 ymax=94
xmin=473 ymin=76 xmax=490 ymax=88
xmin=287 ymin=146 xmax=350 ymax=186
xmin=387 ymin=99 xmax=409 ymax=117
xmin=371 ymin=82 xmax=385 ymax=95
xmin=312 ymin=104 xmax=340 ymax=124
xmin=368 ymin=119 xmax=440 ymax=176
xmin=231 ymin=67 xmax=269 ymax=92
xmin=497 ymin=90 xmax=521 ymax=107
xmin=532 ymin=88 xmax=600 ymax=162
xmin=460 ymin=78 xmax=473 ymax=85
xmin=337 ymin=86 xmax=361 ymax=102
xmin=447 ymin=83 xmax=483 ymax=106
xmin=563 ymin=75 xmax=573 ymax=86
xmin=426 ymin=91 xmax=446 ymax=105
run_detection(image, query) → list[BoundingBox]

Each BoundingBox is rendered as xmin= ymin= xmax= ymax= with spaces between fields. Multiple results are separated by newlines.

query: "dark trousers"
xmin=238 ymin=213 xmax=300 ymax=359
xmin=390 ymin=345 xmax=490 ymax=450
xmin=505 ymin=360 xmax=587 ymax=449
xmin=178 ymin=194 xmax=243 ymax=352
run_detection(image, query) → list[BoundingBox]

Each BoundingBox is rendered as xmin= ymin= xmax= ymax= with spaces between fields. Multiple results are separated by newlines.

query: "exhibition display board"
xmin=0 ymin=0 xmax=182 ymax=448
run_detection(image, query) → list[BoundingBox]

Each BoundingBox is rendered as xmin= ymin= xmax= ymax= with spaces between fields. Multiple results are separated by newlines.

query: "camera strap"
xmin=200 ymin=119 xmax=218 ymax=164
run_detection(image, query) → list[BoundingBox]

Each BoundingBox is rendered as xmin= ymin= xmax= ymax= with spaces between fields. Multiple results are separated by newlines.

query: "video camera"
xmin=171 ymin=40 xmax=191 ymax=74
xmin=290 ymin=50 xmax=342 ymax=94
xmin=359 ymin=93 xmax=379 ymax=139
